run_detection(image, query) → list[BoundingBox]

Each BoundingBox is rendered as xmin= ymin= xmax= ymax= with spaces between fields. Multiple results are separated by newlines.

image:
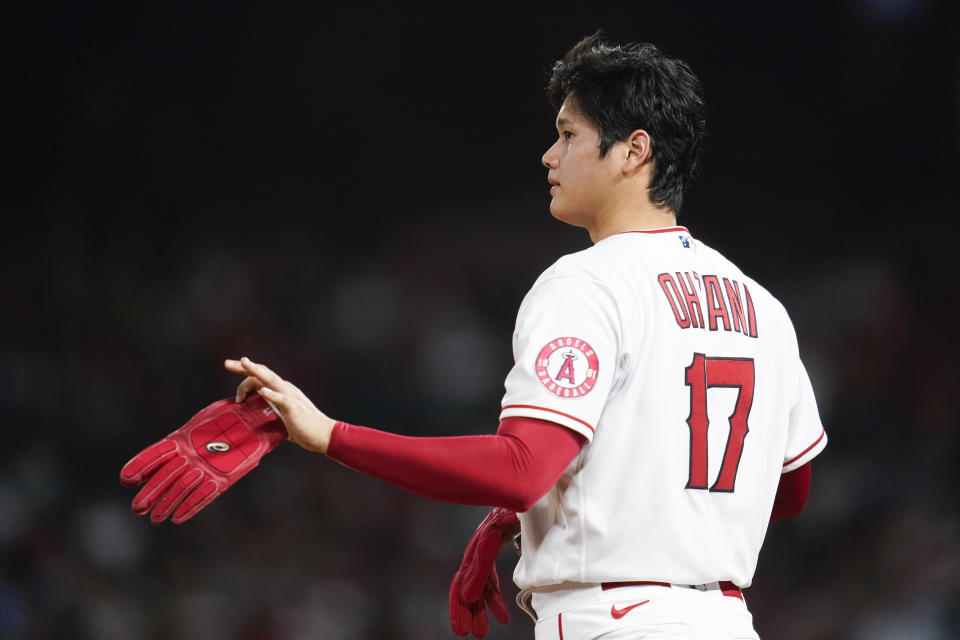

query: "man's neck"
xmin=588 ymin=203 xmax=678 ymax=244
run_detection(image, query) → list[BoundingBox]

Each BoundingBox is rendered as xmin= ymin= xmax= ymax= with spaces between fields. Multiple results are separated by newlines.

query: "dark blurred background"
xmin=2 ymin=0 xmax=958 ymax=638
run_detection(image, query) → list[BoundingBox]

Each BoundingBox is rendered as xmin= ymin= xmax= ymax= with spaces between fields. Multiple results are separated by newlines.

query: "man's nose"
xmin=542 ymin=141 xmax=559 ymax=169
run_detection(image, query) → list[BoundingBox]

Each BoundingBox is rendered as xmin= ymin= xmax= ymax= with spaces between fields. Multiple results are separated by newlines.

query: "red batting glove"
xmin=119 ymin=392 xmax=287 ymax=525
xmin=449 ymin=507 xmax=521 ymax=638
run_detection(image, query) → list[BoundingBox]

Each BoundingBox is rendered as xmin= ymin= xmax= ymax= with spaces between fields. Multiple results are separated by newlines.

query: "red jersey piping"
xmin=501 ymin=404 xmax=596 ymax=432
xmin=612 ymin=226 xmax=689 ymax=236
xmin=783 ymin=429 xmax=825 ymax=467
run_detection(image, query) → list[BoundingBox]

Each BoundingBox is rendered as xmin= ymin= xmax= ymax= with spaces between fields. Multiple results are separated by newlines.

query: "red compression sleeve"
xmin=770 ymin=462 xmax=811 ymax=522
xmin=326 ymin=417 xmax=584 ymax=512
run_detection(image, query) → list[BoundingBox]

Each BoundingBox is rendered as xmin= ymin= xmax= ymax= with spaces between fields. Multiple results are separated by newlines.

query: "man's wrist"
xmin=325 ymin=420 xmax=350 ymax=457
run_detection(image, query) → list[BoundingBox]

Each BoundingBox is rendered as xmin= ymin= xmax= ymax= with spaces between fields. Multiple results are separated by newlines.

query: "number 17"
xmin=684 ymin=353 xmax=755 ymax=492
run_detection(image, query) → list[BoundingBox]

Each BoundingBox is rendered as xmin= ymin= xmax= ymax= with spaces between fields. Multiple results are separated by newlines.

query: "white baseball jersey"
xmin=500 ymin=227 xmax=826 ymax=590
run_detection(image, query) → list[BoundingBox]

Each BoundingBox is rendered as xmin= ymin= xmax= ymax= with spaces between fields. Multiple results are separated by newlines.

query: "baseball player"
xmin=120 ymin=33 xmax=826 ymax=640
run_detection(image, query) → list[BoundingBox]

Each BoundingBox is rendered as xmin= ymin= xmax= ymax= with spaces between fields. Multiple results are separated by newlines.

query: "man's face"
xmin=541 ymin=97 xmax=623 ymax=228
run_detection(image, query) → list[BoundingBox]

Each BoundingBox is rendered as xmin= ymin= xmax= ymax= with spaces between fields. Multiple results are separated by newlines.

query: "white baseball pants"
xmin=523 ymin=582 xmax=761 ymax=640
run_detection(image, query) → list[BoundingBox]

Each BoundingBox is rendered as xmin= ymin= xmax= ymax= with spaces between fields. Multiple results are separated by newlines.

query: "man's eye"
xmin=562 ymin=131 xmax=574 ymax=140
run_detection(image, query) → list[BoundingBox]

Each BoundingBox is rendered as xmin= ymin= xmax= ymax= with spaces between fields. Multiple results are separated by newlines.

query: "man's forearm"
xmin=327 ymin=417 xmax=584 ymax=511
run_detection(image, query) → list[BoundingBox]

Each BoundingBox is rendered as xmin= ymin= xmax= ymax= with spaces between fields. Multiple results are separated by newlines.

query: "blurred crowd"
xmin=1 ymin=206 xmax=957 ymax=639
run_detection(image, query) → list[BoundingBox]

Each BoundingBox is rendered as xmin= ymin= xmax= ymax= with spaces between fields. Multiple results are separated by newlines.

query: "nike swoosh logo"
xmin=610 ymin=600 xmax=650 ymax=619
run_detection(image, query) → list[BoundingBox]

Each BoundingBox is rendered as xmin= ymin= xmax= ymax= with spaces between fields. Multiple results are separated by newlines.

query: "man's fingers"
xmin=235 ymin=376 xmax=262 ymax=403
xmin=225 ymin=357 xmax=287 ymax=401
xmin=224 ymin=359 xmax=246 ymax=374
xmin=224 ymin=358 xmax=282 ymax=385
xmin=257 ymin=386 xmax=287 ymax=410
xmin=239 ymin=357 xmax=285 ymax=388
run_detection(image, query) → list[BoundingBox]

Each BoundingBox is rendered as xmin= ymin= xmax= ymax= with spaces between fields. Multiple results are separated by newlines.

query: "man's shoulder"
xmin=534 ymin=241 xmax=628 ymax=286
xmin=519 ymin=245 xmax=622 ymax=312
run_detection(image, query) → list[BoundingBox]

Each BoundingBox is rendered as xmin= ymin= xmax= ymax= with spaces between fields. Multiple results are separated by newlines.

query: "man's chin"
xmin=549 ymin=201 xmax=587 ymax=229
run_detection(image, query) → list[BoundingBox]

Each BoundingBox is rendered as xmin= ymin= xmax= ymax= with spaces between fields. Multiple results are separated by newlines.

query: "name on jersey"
xmin=657 ymin=272 xmax=758 ymax=338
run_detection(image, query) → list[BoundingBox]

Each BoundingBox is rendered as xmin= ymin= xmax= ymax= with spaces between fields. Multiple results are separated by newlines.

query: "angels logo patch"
xmin=535 ymin=337 xmax=599 ymax=398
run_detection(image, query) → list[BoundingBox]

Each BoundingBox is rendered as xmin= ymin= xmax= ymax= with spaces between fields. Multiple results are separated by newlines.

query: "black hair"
xmin=547 ymin=32 xmax=706 ymax=214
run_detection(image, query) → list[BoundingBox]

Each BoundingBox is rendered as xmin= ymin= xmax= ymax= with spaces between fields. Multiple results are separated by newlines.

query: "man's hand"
xmin=119 ymin=392 xmax=287 ymax=524
xmin=224 ymin=357 xmax=336 ymax=454
xmin=449 ymin=507 xmax=521 ymax=638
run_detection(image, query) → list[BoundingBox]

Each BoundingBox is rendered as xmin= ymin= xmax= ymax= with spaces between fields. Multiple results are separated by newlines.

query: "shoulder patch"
xmin=535 ymin=337 xmax=600 ymax=398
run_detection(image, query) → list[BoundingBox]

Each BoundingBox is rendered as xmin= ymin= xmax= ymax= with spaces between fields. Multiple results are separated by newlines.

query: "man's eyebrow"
xmin=556 ymin=116 xmax=575 ymax=128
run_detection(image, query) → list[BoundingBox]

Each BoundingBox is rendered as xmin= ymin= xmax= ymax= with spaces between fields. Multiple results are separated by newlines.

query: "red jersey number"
xmin=684 ymin=354 xmax=755 ymax=492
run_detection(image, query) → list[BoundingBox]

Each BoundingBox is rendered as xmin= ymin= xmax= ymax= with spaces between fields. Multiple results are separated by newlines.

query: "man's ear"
xmin=623 ymin=129 xmax=652 ymax=174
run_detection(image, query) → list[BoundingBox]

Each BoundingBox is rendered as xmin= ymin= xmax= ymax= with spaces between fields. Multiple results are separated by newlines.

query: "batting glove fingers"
xmin=119 ymin=392 xmax=286 ymax=524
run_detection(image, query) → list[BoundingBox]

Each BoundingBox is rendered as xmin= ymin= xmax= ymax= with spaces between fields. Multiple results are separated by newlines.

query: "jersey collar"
xmin=611 ymin=226 xmax=690 ymax=236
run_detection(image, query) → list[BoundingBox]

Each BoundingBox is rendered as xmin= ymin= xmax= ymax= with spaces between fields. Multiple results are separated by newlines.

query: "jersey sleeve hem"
xmin=500 ymin=404 xmax=595 ymax=442
xmin=782 ymin=429 xmax=827 ymax=473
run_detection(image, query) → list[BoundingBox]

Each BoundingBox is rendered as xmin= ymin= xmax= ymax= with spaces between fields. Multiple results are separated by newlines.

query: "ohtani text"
xmin=657 ymin=272 xmax=758 ymax=338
